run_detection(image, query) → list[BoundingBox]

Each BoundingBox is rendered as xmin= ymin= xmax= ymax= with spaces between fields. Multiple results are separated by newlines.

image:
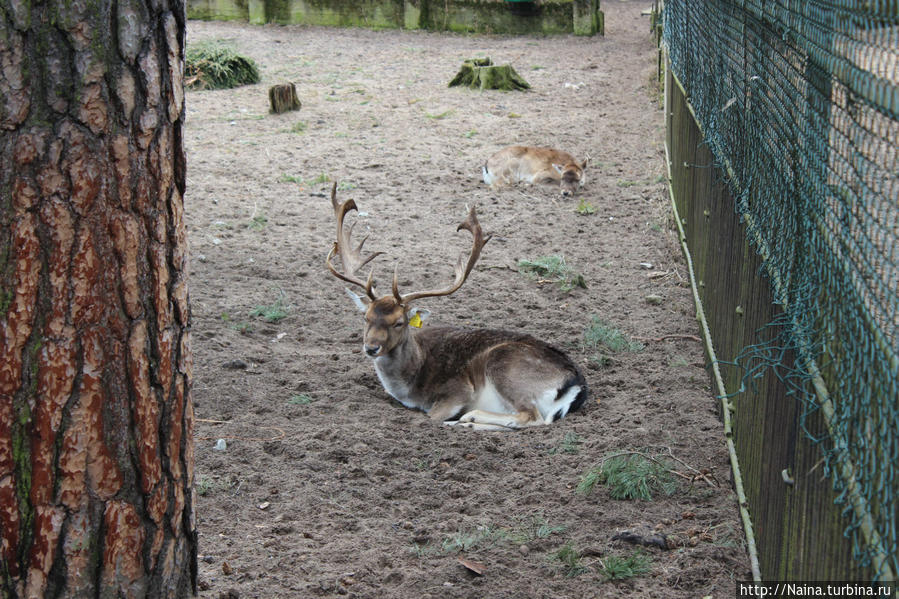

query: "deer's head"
xmin=553 ymin=157 xmax=589 ymax=197
xmin=326 ymin=183 xmax=491 ymax=358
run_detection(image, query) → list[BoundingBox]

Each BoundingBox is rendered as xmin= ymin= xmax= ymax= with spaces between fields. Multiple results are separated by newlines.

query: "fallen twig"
xmin=597 ymin=448 xmax=719 ymax=488
xmin=633 ymin=334 xmax=702 ymax=343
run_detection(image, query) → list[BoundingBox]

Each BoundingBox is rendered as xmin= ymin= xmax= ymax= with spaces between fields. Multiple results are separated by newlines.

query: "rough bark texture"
xmin=0 ymin=0 xmax=196 ymax=597
xmin=268 ymin=83 xmax=301 ymax=114
xmin=448 ymin=57 xmax=530 ymax=91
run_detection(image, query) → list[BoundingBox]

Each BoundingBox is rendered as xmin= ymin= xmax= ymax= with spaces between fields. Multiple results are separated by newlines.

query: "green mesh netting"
xmin=663 ymin=1 xmax=898 ymax=580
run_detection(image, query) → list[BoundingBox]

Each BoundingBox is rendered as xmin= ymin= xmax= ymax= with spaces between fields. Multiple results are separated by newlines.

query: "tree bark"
xmin=0 ymin=0 xmax=196 ymax=597
xmin=448 ymin=58 xmax=530 ymax=91
xmin=268 ymin=83 xmax=301 ymax=114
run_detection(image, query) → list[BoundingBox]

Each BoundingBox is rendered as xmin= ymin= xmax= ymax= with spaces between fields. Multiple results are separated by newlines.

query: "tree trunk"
xmin=268 ymin=83 xmax=301 ymax=114
xmin=0 ymin=1 xmax=196 ymax=597
xmin=448 ymin=58 xmax=530 ymax=91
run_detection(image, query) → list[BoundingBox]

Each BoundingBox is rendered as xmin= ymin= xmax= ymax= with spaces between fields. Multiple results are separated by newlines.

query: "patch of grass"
xmin=220 ymin=312 xmax=253 ymax=333
xmin=616 ymin=179 xmax=640 ymax=188
xmin=336 ymin=181 xmax=357 ymax=191
xmin=250 ymin=293 xmax=289 ymax=323
xmin=549 ymin=431 xmax=583 ymax=455
xmin=185 ymin=39 xmax=260 ymax=90
xmin=288 ymin=394 xmax=314 ymax=405
xmin=280 ymin=173 xmax=305 ymax=184
xmin=425 ymin=109 xmax=454 ymax=120
xmin=518 ymin=255 xmax=587 ymax=293
xmin=669 ymin=354 xmax=691 ymax=368
xmin=251 ymin=304 xmax=288 ymax=323
xmin=551 ymin=542 xmax=589 ymax=578
xmin=412 ymin=524 xmax=507 ymax=557
xmin=583 ymin=316 xmax=643 ymax=353
xmin=249 ymin=213 xmax=268 ymax=230
xmin=195 ymin=476 xmax=213 ymax=496
xmin=508 ymin=514 xmax=566 ymax=545
xmin=531 ymin=65 xmax=545 ymax=70
xmin=575 ymin=198 xmax=596 ymax=215
xmin=599 ymin=550 xmax=652 ymax=581
xmin=442 ymin=525 xmax=505 ymax=553
xmin=290 ymin=121 xmax=308 ymax=134
xmin=507 ymin=112 xmax=522 ymax=118
xmin=413 ymin=517 xmax=568 ymax=559
xmin=577 ymin=452 xmax=678 ymax=500
xmin=195 ymin=476 xmax=229 ymax=497
xmin=310 ymin=173 xmax=331 ymax=184
xmin=588 ymin=354 xmax=610 ymax=368
xmin=412 ymin=448 xmax=443 ymax=471
xmin=463 ymin=129 xmax=477 ymax=138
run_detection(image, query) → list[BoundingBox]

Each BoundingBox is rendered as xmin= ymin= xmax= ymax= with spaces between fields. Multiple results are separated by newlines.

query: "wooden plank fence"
xmin=664 ymin=61 xmax=874 ymax=582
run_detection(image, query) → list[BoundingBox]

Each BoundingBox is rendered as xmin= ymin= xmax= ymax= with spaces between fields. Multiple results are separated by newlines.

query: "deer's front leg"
xmin=427 ymin=396 xmax=470 ymax=424
xmin=488 ymin=175 xmax=513 ymax=191
xmin=451 ymin=408 xmax=542 ymax=430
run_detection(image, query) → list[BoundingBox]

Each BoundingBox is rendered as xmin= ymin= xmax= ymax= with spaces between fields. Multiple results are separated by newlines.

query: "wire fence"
xmin=663 ymin=0 xmax=898 ymax=581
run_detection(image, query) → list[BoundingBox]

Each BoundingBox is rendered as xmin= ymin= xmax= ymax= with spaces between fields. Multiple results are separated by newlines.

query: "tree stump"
xmin=269 ymin=83 xmax=301 ymax=113
xmin=448 ymin=58 xmax=530 ymax=91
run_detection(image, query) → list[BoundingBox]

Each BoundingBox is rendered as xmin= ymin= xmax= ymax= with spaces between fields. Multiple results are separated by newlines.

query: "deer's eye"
xmin=393 ymin=321 xmax=405 ymax=328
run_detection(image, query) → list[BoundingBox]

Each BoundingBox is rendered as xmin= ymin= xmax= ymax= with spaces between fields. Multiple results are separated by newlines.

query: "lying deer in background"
xmin=482 ymin=145 xmax=589 ymax=197
xmin=325 ymin=184 xmax=588 ymax=430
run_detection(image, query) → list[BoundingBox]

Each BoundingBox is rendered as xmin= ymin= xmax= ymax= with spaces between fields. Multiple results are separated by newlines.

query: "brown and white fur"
xmin=482 ymin=145 xmax=588 ymax=197
xmin=326 ymin=184 xmax=588 ymax=430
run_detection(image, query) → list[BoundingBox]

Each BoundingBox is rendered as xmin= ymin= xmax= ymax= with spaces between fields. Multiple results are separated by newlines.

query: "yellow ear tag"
xmin=408 ymin=313 xmax=423 ymax=328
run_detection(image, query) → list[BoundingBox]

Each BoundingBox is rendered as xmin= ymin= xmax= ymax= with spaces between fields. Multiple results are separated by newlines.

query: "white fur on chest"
xmin=372 ymin=358 xmax=417 ymax=409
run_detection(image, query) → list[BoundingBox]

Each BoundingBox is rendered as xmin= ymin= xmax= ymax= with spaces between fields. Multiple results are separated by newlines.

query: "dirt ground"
xmin=184 ymin=3 xmax=750 ymax=597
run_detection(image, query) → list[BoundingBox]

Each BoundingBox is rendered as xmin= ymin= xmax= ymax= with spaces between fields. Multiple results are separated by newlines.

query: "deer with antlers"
xmin=325 ymin=183 xmax=588 ymax=430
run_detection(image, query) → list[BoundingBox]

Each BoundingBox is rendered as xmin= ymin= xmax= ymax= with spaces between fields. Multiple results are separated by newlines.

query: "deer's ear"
xmin=552 ymin=163 xmax=565 ymax=175
xmin=345 ymin=288 xmax=371 ymax=312
xmin=580 ymin=157 xmax=589 ymax=169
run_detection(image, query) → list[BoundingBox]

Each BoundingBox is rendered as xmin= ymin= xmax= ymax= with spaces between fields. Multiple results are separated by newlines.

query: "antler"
xmin=392 ymin=205 xmax=492 ymax=305
xmin=326 ymin=183 xmax=383 ymax=299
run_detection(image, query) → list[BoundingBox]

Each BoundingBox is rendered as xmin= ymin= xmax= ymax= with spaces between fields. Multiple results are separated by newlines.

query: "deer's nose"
xmin=364 ymin=344 xmax=381 ymax=357
xmin=561 ymin=189 xmax=572 ymax=197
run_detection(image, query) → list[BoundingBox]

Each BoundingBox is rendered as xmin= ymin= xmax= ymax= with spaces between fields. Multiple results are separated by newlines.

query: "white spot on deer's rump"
xmin=536 ymin=385 xmax=582 ymax=423
xmin=482 ymin=165 xmax=496 ymax=186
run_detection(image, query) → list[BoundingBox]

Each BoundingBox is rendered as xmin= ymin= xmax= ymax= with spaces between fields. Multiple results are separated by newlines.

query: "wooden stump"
xmin=269 ymin=83 xmax=301 ymax=113
xmin=448 ymin=58 xmax=530 ymax=91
